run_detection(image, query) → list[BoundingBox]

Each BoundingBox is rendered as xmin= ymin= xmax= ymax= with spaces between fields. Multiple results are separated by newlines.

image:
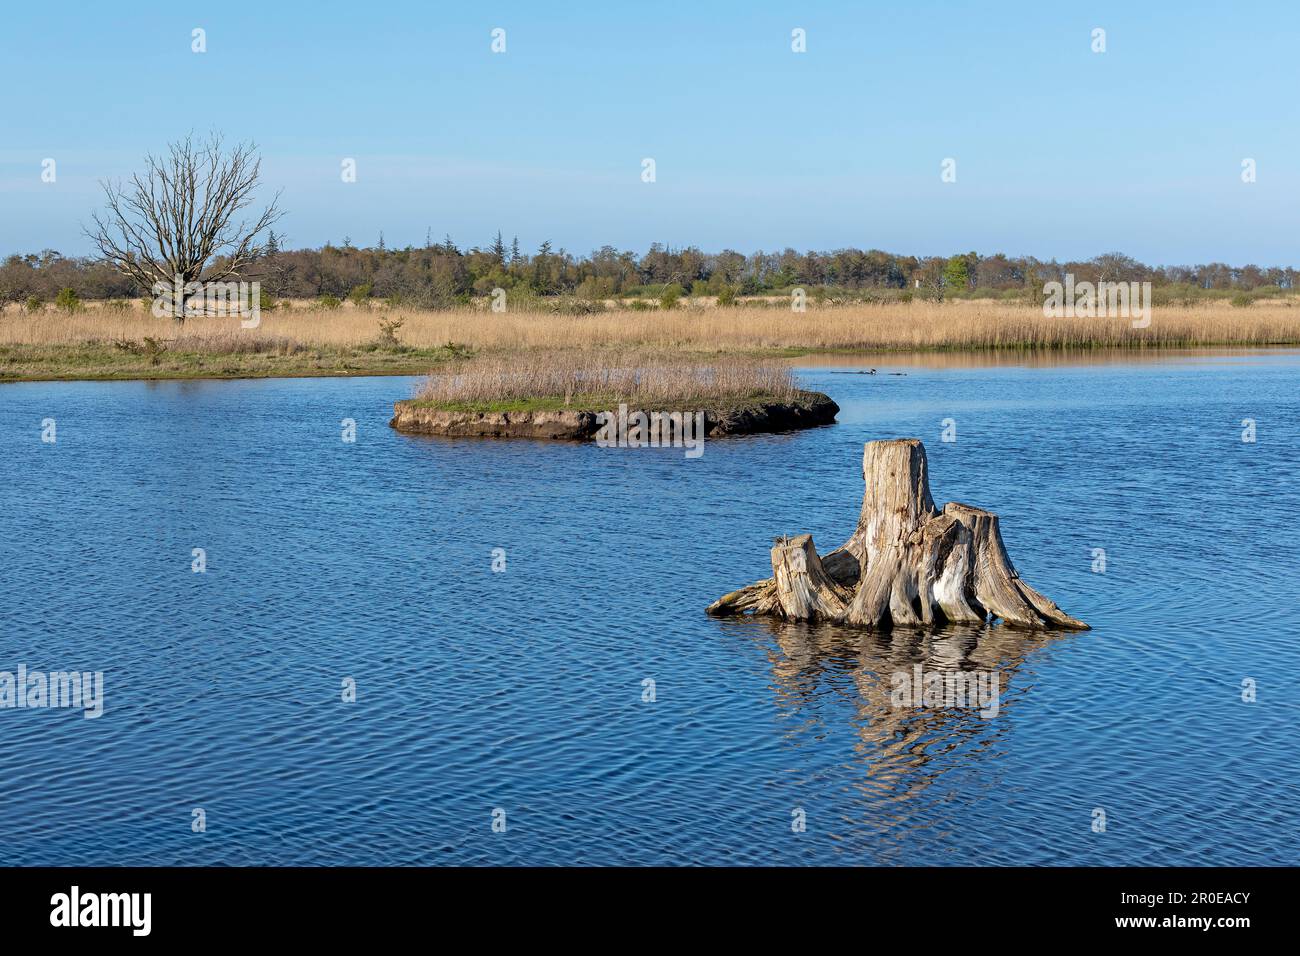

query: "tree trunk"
xmin=769 ymin=534 xmax=852 ymax=621
xmin=706 ymin=438 xmax=1087 ymax=631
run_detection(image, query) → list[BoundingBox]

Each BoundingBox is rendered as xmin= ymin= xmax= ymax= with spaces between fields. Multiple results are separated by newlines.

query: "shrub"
xmin=258 ymin=289 xmax=277 ymax=312
xmin=102 ymin=299 xmax=131 ymax=314
xmin=628 ymin=299 xmax=652 ymax=312
xmin=1231 ymin=293 xmax=1256 ymax=308
xmin=141 ymin=337 xmax=167 ymax=365
xmin=115 ymin=337 xmax=167 ymax=364
xmin=316 ymin=294 xmax=342 ymax=310
xmin=347 ymin=283 xmax=373 ymax=307
xmin=375 ymin=317 xmax=405 ymax=348
xmin=401 ymin=282 xmax=457 ymax=310
xmin=658 ymin=283 xmax=683 ymax=310
xmin=25 ymin=295 xmax=44 ymax=313
xmin=549 ymin=296 xmax=605 ymax=316
xmin=575 ymin=276 xmax=615 ymax=302
xmin=716 ymin=285 xmax=738 ymax=307
xmin=55 ymin=288 xmax=82 ymax=313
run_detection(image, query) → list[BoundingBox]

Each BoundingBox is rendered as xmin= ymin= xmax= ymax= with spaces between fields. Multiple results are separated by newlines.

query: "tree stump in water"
xmin=706 ymin=438 xmax=1087 ymax=631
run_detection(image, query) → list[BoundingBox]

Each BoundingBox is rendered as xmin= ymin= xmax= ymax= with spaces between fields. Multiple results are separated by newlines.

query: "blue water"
xmin=2 ymin=353 xmax=1298 ymax=866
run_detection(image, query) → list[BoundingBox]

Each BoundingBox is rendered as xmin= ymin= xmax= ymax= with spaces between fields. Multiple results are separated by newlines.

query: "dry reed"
xmin=5 ymin=297 xmax=1300 ymax=354
xmin=414 ymin=351 xmax=800 ymax=407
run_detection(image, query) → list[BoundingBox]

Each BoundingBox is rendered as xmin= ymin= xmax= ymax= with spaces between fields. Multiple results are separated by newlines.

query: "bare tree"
xmin=87 ymin=134 xmax=283 ymax=321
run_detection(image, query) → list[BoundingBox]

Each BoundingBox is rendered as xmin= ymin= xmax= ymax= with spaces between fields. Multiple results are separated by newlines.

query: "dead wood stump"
xmin=706 ymin=438 xmax=1087 ymax=631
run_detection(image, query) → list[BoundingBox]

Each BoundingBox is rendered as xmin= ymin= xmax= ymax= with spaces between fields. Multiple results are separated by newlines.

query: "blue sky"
xmin=1 ymin=0 xmax=1297 ymax=264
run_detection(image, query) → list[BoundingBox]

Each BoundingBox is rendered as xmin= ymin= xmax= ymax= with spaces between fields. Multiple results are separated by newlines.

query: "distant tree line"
xmin=4 ymin=236 xmax=1297 ymax=308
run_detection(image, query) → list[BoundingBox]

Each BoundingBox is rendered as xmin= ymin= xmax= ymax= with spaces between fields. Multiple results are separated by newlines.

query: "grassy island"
xmin=390 ymin=351 xmax=839 ymax=439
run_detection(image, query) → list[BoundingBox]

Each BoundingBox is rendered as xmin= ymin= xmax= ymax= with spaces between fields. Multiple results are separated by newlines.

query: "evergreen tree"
xmin=532 ymin=240 xmax=553 ymax=292
xmin=491 ymin=231 xmax=507 ymax=265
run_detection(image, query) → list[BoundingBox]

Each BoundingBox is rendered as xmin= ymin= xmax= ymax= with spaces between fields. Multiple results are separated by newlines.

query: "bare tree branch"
xmin=85 ymin=134 xmax=284 ymax=321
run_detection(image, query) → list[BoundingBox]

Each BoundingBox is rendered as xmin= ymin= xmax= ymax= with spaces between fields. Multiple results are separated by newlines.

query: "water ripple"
xmin=1 ymin=357 xmax=1298 ymax=864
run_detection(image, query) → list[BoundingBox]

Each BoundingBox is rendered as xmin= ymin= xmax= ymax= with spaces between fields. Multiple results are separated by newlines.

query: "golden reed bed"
xmin=415 ymin=351 xmax=801 ymax=406
xmin=4 ymin=297 xmax=1300 ymax=354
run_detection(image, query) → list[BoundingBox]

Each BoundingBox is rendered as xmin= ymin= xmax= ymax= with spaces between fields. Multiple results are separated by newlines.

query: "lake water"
xmin=2 ymin=352 xmax=1298 ymax=866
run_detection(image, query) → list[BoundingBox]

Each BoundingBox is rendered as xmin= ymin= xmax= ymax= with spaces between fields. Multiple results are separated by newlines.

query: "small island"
xmin=389 ymin=352 xmax=838 ymax=440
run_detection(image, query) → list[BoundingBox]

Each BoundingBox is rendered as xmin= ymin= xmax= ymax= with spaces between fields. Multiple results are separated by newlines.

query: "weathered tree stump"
xmin=706 ymin=438 xmax=1087 ymax=631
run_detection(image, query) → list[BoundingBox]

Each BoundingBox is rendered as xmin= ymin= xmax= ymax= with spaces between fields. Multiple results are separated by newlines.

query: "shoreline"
xmin=5 ymin=343 xmax=1300 ymax=385
xmin=389 ymin=391 xmax=840 ymax=440
xmin=6 ymin=297 xmax=1300 ymax=384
